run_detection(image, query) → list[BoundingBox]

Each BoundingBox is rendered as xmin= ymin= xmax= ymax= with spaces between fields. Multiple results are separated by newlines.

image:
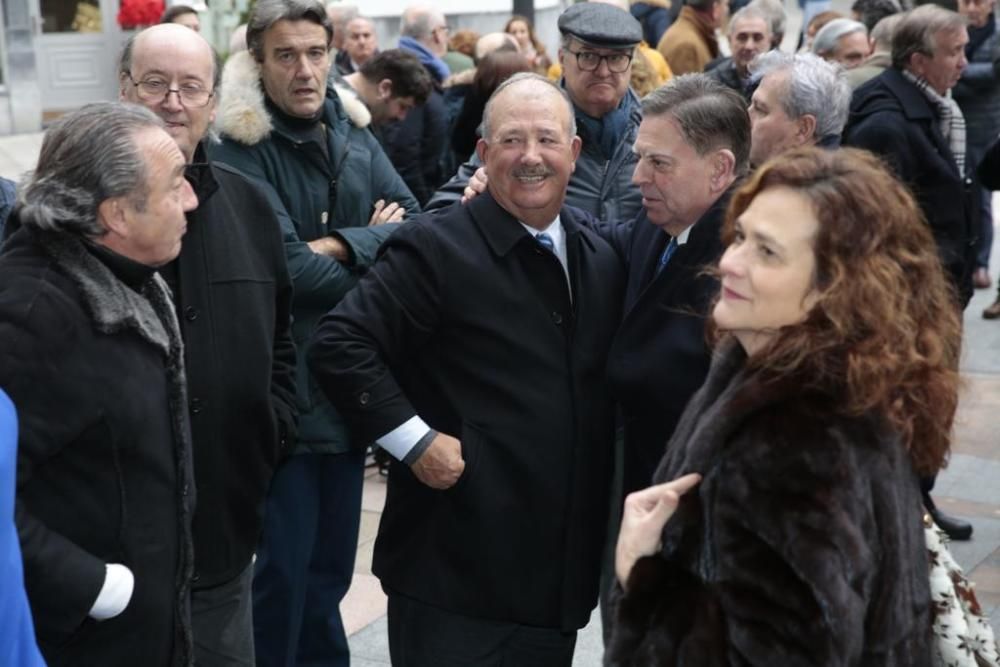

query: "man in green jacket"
xmin=209 ymin=0 xmax=418 ymax=663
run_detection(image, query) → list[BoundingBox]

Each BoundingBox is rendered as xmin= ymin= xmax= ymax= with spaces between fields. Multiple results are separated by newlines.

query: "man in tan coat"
xmin=657 ymin=0 xmax=724 ymax=74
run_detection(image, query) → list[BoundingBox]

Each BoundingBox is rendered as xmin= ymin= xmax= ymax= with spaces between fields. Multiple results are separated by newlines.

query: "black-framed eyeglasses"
xmin=127 ymin=73 xmax=214 ymax=108
xmin=565 ymin=48 xmax=633 ymax=73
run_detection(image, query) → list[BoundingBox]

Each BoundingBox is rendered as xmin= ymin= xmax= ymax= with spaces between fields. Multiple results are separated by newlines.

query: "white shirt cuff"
xmin=376 ymin=415 xmax=431 ymax=461
xmin=89 ymin=563 xmax=134 ymax=620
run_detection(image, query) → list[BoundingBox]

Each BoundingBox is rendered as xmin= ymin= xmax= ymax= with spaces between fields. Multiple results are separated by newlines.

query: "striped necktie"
xmin=656 ymin=237 xmax=678 ymax=275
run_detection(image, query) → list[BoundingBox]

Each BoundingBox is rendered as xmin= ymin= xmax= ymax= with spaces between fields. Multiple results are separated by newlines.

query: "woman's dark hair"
xmin=161 ymin=4 xmax=198 ymax=24
xmin=718 ymin=147 xmax=961 ymax=475
xmin=473 ymin=49 xmax=532 ymax=102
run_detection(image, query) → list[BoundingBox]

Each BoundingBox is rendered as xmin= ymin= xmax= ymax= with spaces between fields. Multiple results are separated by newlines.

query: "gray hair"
xmin=641 ymin=73 xmax=752 ymax=176
xmin=247 ymin=0 xmax=333 ymax=63
xmin=480 ymin=72 xmax=577 ymax=141
xmin=400 ymin=6 xmax=445 ymax=41
xmin=751 ymin=51 xmax=851 ymax=139
xmin=871 ymin=12 xmax=904 ymax=51
xmin=119 ymin=28 xmax=223 ymax=92
xmin=811 ymin=18 xmax=868 ymax=56
xmin=729 ymin=5 xmax=772 ymax=35
xmin=748 ymin=0 xmax=787 ymax=43
xmin=19 ymin=102 xmax=162 ymax=237
xmin=892 ymin=5 xmax=967 ymax=70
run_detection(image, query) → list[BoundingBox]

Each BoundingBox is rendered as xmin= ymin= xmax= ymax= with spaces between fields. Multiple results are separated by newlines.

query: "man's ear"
xmin=475 ymin=137 xmax=489 ymax=165
xmin=710 ymin=149 xmax=736 ymax=191
xmin=98 ymin=197 xmax=130 ymax=238
xmin=377 ymin=78 xmax=394 ymax=101
xmin=797 ymin=113 xmax=818 ymax=144
xmin=570 ymin=135 xmax=582 ymax=170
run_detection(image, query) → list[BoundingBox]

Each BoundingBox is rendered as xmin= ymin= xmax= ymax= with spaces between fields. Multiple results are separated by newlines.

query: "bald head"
xmin=475 ymin=32 xmax=520 ymax=61
xmin=119 ymin=23 xmax=219 ymax=160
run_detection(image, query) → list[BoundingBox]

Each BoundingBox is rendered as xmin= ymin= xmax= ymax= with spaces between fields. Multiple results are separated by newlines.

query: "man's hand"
xmin=461 ymin=167 xmax=489 ymax=204
xmin=410 ymin=432 xmax=465 ymax=489
xmin=614 ymin=473 xmax=702 ymax=589
xmin=370 ymin=199 xmax=405 ymax=226
xmin=308 ymin=236 xmax=349 ymax=262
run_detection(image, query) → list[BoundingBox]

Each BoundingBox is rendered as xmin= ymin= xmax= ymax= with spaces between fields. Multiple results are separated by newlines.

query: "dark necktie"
xmin=656 ymin=237 xmax=678 ymax=276
xmin=536 ymin=232 xmax=555 ymax=253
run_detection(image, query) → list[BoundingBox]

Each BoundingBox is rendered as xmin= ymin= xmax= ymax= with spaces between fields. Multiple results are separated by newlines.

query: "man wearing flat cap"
xmin=427 ymin=2 xmax=645 ymax=223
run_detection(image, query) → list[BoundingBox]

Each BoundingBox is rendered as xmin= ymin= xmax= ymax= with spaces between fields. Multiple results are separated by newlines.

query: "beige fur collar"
xmin=215 ymin=50 xmax=371 ymax=146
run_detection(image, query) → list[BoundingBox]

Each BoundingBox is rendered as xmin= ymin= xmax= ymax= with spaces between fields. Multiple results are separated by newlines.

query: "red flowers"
xmin=117 ymin=0 xmax=165 ymax=29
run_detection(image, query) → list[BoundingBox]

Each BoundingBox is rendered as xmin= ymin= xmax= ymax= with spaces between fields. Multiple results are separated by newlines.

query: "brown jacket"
xmin=657 ymin=6 xmax=719 ymax=75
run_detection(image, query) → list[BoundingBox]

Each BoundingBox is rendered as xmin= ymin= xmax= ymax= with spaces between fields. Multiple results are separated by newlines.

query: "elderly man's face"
xmin=259 ymin=19 xmax=331 ymax=118
xmin=911 ymin=27 xmax=969 ymax=95
xmin=730 ymin=17 xmax=771 ymax=74
xmin=121 ymin=24 xmax=216 ymax=162
xmin=116 ymin=127 xmax=198 ymax=266
xmin=476 ymin=83 xmax=582 ymax=229
xmin=344 ymin=18 xmax=377 ymax=66
xmin=560 ymin=37 xmax=632 ymax=118
xmin=748 ymin=71 xmax=809 ymax=167
xmin=632 ymin=113 xmax=721 ymax=236
xmin=830 ymin=31 xmax=870 ymax=68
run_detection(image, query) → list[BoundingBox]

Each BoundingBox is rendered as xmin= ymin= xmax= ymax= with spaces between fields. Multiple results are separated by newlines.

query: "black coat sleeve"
xmin=307 ymin=221 xmax=444 ymax=444
xmin=264 ymin=202 xmax=299 ymax=453
xmin=1 ymin=284 xmax=107 ymax=640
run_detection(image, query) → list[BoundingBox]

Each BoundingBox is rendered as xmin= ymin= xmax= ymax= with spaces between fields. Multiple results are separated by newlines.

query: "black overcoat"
xmin=606 ymin=340 xmax=932 ymax=666
xmin=308 ymin=193 xmax=624 ymax=631
xmin=843 ymin=68 xmax=978 ymax=306
xmin=0 ymin=225 xmax=195 ymax=665
xmin=167 ymin=154 xmax=297 ymax=589
xmin=603 ymin=197 xmax=727 ymax=494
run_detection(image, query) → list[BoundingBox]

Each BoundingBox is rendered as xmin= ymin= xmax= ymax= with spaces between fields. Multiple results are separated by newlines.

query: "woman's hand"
xmin=615 ymin=473 xmax=702 ymax=590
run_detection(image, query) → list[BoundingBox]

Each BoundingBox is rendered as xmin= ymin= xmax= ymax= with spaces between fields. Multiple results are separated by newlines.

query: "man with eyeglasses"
xmin=426 ymin=2 xmax=645 ymax=223
xmin=118 ymin=23 xmax=298 ymax=665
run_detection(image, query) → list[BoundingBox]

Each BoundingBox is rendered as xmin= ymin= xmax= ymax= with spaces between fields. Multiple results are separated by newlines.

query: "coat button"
xmin=359 ymin=391 xmax=370 ymax=405
xmin=182 ymin=482 xmax=190 ymax=496
xmin=184 ymin=307 xmax=198 ymax=321
xmin=192 ymin=572 xmax=200 ymax=583
xmin=190 ymin=398 xmax=203 ymax=414
xmin=552 ymin=312 xmax=563 ymax=325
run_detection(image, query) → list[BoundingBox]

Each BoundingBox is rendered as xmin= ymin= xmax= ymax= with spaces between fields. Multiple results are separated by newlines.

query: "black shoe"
xmin=930 ymin=508 xmax=973 ymax=541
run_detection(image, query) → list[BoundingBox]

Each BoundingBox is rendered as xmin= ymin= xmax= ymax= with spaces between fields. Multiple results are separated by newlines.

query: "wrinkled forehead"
xmin=730 ymin=17 xmax=770 ymax=36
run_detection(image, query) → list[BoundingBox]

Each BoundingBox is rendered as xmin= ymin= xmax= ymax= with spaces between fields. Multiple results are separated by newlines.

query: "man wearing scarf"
xmin=844 ymin=4 xmax=977 ymax=541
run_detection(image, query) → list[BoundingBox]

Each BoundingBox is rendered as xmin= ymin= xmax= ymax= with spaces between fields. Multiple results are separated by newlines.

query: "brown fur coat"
xmin=606 ymin=339 xmax=932 ymax=666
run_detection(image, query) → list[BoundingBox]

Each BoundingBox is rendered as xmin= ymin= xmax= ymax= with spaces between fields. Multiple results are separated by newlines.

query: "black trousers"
xmin=386 ymin=593 xmax=577 ymax=667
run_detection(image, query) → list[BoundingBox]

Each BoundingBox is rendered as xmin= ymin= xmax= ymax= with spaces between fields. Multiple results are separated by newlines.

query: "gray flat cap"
xmin=558 ymin=3 xmax=643 ymax=49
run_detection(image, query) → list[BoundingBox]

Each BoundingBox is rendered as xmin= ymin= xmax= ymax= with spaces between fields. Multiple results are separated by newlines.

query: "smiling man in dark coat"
xmin=308 ymin=73 xmax=624 ymax=666
xmin=0 ymin=102 xmax=198 ymax=666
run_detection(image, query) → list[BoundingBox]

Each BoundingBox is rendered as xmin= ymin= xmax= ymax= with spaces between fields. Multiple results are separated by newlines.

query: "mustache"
xmin=513 ymin=166 xmax=554 ymax=178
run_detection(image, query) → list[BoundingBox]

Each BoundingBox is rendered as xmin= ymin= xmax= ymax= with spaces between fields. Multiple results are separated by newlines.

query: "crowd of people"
xmin=0 ymin=0 xmax=997 ymax=664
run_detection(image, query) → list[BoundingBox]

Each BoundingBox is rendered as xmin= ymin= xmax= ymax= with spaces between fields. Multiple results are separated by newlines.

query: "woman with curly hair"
xmin=608 ymin=146 xmax=959 ymax=666
xmin=505 ymin=14 xmax=552 ymax=73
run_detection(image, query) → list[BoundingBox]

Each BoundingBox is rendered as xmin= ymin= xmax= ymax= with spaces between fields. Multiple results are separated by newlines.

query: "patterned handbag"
xmin=926 ymin=513 xmax=1000 ymax=666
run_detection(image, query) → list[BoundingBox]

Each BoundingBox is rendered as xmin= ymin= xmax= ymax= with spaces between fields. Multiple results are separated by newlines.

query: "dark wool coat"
xmin=843 ymin=68 xmax=978 ymax=306
xmin=308 ymin=194 xmax=624 ymax=631
xmin=164 ymin=150 xmax=297 ymax=589
xmin=603 ymin=194 xmax=728 ymax=495
xmin=211 ymin=50 xmax=418 ymax=456
xmin=606 ymin=340 xmax=932 ymax=667
xmin=0 ymin=224 xmax=195 ymax=666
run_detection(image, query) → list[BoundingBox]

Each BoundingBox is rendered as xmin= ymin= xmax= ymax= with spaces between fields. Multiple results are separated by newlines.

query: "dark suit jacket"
xmin=308 ymin=193 xmax=624 ymax=631
xmin=602 ymin=195 xmax=728 ymax=494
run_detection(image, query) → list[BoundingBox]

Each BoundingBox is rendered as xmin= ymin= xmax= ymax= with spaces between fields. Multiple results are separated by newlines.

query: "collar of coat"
xmin=27 ymin=225 xmax=180 ymax=359
xmin=216 ymin=50 xmax=371 ymax=147
xmin=465 ymin=191 xmax=599 ymax=258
